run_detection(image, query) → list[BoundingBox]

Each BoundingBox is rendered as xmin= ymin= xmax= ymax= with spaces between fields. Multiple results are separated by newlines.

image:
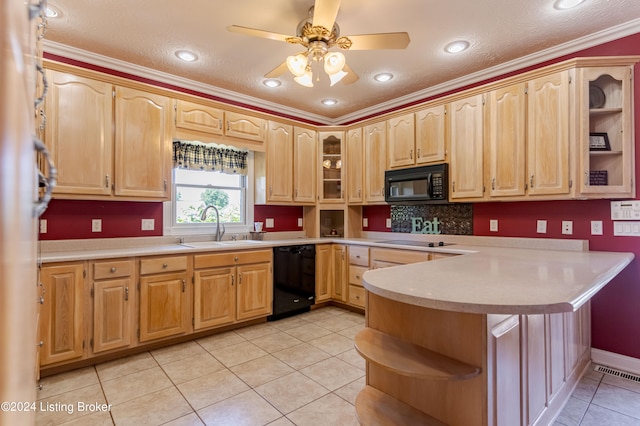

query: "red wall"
xmin=254 ymin=205 xmax=304 ymax=232
xmin=363 ymin=205 xmax=391 ymax=232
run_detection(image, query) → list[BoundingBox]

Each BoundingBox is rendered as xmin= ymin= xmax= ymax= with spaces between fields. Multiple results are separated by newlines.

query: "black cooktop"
xmin=376 ymin=240 xmax=454 ymax=248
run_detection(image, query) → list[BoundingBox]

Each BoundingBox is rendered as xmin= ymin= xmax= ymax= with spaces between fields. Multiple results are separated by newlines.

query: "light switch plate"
xmin=297 ymin=218 xmax=303 ymax=227
xmin=591 ymin=220 xmax=603 ymax=235
xmin=489 ymin=219 xmax=498 ymax=232
xmin=613 ymin=221 xmax=640 ymax=236
xmin=536 ymin=220 xmax=547 ymax=234
xmin=39 ymin=219 xmax=47 ymax=234
xmin=385 ymin=218 xmax=392 ymax=228
xmin=265 ymin=218 xmax=274 ymax=228
xmin=141 ymin=219 xmax=154 ymax=231
xmin=92 ymin=219 xmax=102 ymax=233
xmin=362 ymin=218 xmax=369 ymax=227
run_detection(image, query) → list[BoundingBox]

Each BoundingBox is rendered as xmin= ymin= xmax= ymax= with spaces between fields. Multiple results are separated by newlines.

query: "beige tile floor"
xmin=35 ymin=306 xmax=640 ymax=426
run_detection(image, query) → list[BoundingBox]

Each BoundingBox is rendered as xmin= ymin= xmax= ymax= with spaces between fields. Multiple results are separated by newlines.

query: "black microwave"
xmin=384 ymin=163 xmax=449 ymax=204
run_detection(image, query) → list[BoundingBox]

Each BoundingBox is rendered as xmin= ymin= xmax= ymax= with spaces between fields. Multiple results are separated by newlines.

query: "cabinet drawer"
xmin=370 ymin=248 xmax=431 ymax=265
xmin=349 ymin=285 xmax=366 ymax=308
xmin=194 ymin=249 xmax=272 ymax=269
xmin=349 ymin=246 xmax=369 ymax=266
xmin=93 ymin=259 xmax=134 ymax=280
xmin=139 ymin=256 xmax=188 ymax=275
xmin=349 ymin=265 xmax=368 ymax=287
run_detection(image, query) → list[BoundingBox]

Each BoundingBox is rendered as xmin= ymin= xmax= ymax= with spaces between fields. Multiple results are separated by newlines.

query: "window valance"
xmin=172 ymin=140 xmax=248 ymax=175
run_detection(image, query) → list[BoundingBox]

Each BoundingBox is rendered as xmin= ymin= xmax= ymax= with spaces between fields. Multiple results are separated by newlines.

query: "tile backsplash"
xmin=391 ymin=204 xmax=473 ymax=235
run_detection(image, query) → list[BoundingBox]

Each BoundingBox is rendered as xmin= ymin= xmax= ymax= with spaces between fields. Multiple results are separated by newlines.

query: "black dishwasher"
xmin=268 ymin=245 xmax=316 ymax=321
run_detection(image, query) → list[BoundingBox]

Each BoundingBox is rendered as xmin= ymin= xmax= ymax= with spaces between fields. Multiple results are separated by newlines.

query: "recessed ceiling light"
xmin=321 ymin=99 xmax=338 ymax=106
xmin=45 ymin=6 xmax=59 ymax=17
xmin=175 ymin=50 xmax=198 ymax=62
xmin=263 ymin=79 xmax=281 ymax=88
xmin=445 ymin=40 xmax=470 ymax=54
xmin=374 ymin=73 xmax=394 ymax=82
xmin=554 ymin=0 xmax=586 ymax=9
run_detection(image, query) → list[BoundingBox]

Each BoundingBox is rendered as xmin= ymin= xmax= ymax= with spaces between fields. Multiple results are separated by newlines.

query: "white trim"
xmin=592 ymin=348 xmax=640 ymax=376
xmin=44 ymin=19 xmax=640 ymax=125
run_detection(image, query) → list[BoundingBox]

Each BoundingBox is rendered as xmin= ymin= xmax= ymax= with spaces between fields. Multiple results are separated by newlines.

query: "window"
xmin=174 ymin=168 xmax=245 ymax=224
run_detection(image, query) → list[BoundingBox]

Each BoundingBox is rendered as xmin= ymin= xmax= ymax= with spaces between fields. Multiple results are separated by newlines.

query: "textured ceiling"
xmin=43 ymin=0 xmax=640 ymax=124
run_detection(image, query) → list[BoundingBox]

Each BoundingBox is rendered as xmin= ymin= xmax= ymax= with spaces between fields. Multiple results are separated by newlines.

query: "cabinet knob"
xmin=162 ymin=263 xmax=168 ymax=268
xmin=38 ymin=296 xmax=44 ymax=304
xmin=37 ymin=341 xmax=44 ymax=347
xmin=234 ymin=256 xmax=239 ymax=262
xmin=356 ymin=274 xmax=360 ymax=279
xmin=110 ymin=267 xmax=116 ymax=273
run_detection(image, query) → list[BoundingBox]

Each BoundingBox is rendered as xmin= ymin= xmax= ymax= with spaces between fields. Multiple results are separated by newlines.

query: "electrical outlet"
xmin=297 ymin=218 xmax=303 ymax=227
xmin=489 ymin=219 xmax=498 ymax=232
xmin=362 ymin=218 xmax=369 ymax=227
xmin=562 ymin=220 xmax=573 ymax=235
xmin=536 ymin=220 xmax=547 ymax=234
xmin=385 ymin=218 xmax=392 ymax=228
xmin=92 ymin=219 xmax=102 ymax=233
xmin=141 ymin=219 xmax=154 ymax=231
xmin=39 ymin=219 xmax=47 ymax=234
xmin=265 ymin=218 xmax=274 ymax=228
xmin=591 ymin=220 xmax=603 ymax=235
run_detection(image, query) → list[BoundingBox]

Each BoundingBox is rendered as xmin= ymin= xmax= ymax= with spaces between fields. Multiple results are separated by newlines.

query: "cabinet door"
xmin=387 ymin=113 xmax=415 ymax=168
xmin=487 ymin=315 xmax=521 ymax=426
xmin=45 ymin=70 xmax=113 ymax=196
xmin=114 ymin=86 xmax=172 ymax=199
xmin=487 ymin=83 xmax=527 ymax=197
xmin=319 ymin=131 xmax=345 ymax=202
xmin=139 ymin=272 xmax=189 ymax=342
xmin=293 ymin=127 xmax=317 ymax=203
xmin=331 ymin=245 xmax=347 ymax=302
xmin=266 ymin=121 xmax=293 ymax=203
xmin=315 ymin=244 xmax=333 ymax=302
xmin=175 ymin=99 xmax=224 ymax=136
xmin=39 ymin=264 xmax=85 ymax=366
xmin=194 ymin=267 xmax=235 ymax=330
xmin=236 ymin=263 xmax=272 ymax=321
xmin=527 ymin=71 xmax=571 ymax=196
xmin=449 ymin=94 xmax=485 ymax=199
xmin=364 ymin=123 xmax=387 ymax=203
xmin=225 ymin=111 xmax=266 ymax=142
xmin=415 ymin=104 xmax=446 ymax=164
xmin=346 ymin=127 xmax=364 ymax=204
xmin=93 ymin=278 xmax=133 ymax=353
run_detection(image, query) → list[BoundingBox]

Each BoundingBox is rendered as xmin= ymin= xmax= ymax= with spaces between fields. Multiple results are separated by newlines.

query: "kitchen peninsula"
xmin=356 ymin=242 xmax=633 ymax=426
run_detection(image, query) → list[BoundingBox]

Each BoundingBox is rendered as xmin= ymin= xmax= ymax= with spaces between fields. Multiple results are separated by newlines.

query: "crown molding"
xmin=44 ymin=18 xmax=640 ymax=126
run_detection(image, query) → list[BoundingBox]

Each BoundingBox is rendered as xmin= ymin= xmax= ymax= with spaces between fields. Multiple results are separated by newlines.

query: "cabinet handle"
xmin=491 ymin=178 xmax=495 ymax=190
xmin=417 ymin=148 xmax=421 ymax=158
xmin=410 ymin=149 xmax=413 ymax=159
xmin=226 ymin=120 xmax=230 ymax=131
xmin=182 ymin=280 xmax=186 ymax=292
xmin=164 ymin=180 xmax=167 ymax=191
xmin=218 ymin=119 xmax=222 ymax=129
xmin=356 ymin=255 xmax=360 ymax=258
xmin=452 ymin=181 xmax=456 ymax=192
xmin=124 ymin=286 xmax=129 ymax=301
xmin=162 ymin=263 xmax=168 ymax=268
xmin=110 ymin=267 xmax=116 ymax=273
xmin=530 ymin=175 xmax=534 ymax=188
xmin=239 ymin=273 xmax=242 ymax=284
xmin=105 ymin=175 xmax=110 ymax=188
xmin=231 ymin=275 xmax=235 ymax=286
xmin=358 ymin=189 xmax=361 ymax=198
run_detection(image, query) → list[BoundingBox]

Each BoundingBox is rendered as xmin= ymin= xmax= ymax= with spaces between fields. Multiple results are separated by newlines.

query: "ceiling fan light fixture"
xmin=286 ymin=54 xmax=308 ymax=77
xmin=374 ymin=73 xmax=394 ymax=82
xmin=294 ymin=70 xmax=314 ymax=87
xmin=329 ymin=70 xmax=348 ymax=86
xmin=324 ymin=52 xmax=346 ymax=75
xmin=445 ymin=40 xmax=470 ymax=54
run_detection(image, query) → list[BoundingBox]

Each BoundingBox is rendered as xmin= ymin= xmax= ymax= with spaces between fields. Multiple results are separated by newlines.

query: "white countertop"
xmin=39 ymin=234 xmax=633 ymax=315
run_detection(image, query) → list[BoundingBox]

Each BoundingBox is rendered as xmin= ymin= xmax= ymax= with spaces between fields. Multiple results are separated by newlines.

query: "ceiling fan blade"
xmin=312 ymin=0 xmax=341 ymax=30
xmin=345 ymin=32 xmax=410 ymax=50
xmin=341 ymin=63 xmax=359 ymax=85
xmin=227 ymin=25 xmax=293 ymax=43
xmin=264 ymin=61 xmax=289 ymax=78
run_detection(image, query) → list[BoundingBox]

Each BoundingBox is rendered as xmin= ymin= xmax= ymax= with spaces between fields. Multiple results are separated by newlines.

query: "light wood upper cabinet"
xmin=44 ymin=70 xmax=113 ymax=196
xmin=577 ymin=66 xmax=635 ymax=198
xmin=346 ymin=127 xmax=364 ymax=204
xmin=225 ymin=111 xmax=267 ymax=142
xmin=486 ymin=83 xmax=527 ymax=198
xmin=175 ymin=99 xmax=224 ymax=136
xmin=364 ymin=122 xmax=387 ymax=203
xmin=319 ymin=131 xmax=345 ymax=202
xmin=293 ymin=127 xmax=317 ymax=204
xmin=526 ymin=71 xmax=571 ymax=196
xmin=39 ymin=263 xmax=85 ymax=366
xmin=92 ymin=259 xmax=134 ymax=354
xmin=115 ymin=86 xmax=172 ymax=199
xmin=266 ymin=121 xmax=293 ymax=203
xmin=415 ymin=104 xmax=447 ymax=164
xmin=387 ymin=113 xmax=415 ymax=168
xmin=449 ymin=94 xmax=485 ymax=200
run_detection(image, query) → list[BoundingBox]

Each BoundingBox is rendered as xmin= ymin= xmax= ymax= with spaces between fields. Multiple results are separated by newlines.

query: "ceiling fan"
xmin=227 ymin=0 xmax=410 ymax=87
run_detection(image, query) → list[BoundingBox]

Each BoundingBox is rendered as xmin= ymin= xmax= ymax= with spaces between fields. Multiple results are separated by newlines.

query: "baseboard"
xmin=591 ymin=348 xmax=640 ymax=375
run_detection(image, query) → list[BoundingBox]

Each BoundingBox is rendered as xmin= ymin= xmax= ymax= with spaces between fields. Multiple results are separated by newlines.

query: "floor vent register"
xmin=594 ymin=364 xmax=640 ymax=383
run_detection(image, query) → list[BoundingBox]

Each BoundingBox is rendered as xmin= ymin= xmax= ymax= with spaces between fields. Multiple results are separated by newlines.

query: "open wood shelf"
xmin=354 ymin=328 xmax=481 ymax=380
xmin=355 ymin=385 xmax=447 ymax=426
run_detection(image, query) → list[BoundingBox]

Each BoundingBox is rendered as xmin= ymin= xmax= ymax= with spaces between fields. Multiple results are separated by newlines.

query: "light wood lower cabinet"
xmin=138 ymin=256 xmax=190 ymax=343
xmin=193 ymin=249 xmax=272 ymax=330
xmin=315 ymin=244 xmax=333 ymax=302
xmin=347 ymin=245 xmax=370 ymax=309
xmin=332 ymin=244 xmax=348 ymax=302
xmin=39 ymin=263 xmax=85 ymax=366
xmin=91 ymin=259 xmax=135 ymax=354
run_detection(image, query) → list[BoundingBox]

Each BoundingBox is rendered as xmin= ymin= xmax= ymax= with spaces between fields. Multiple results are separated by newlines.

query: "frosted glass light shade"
xmin=324 ymin=52 xmax=346 ymax=75
xmin=294 ymin=71 xmax=314 ymax=87
xmin=286 ymin=54 xmax=308 ymax=77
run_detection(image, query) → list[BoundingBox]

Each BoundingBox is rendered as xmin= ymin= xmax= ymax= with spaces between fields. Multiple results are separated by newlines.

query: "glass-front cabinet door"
xmin=578 ymin=65 xmax=635 ymax=198
xmin=318 ymin=131 xmax=344 ymax=202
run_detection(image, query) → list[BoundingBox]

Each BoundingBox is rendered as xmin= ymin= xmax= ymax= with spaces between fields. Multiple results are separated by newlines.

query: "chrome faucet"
xmin=200 ymin=205 xmax=225 ymax=241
